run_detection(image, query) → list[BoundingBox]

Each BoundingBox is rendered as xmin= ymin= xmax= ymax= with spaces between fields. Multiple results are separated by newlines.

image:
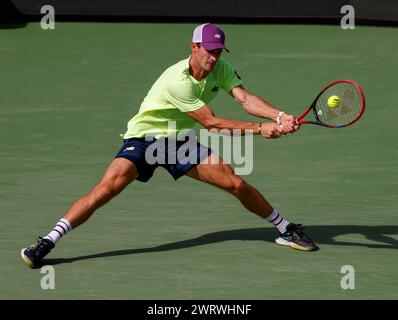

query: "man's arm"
xmin=230 ymin=85 xmax=299 ymax=131
xmin=186 ymin=105 xmax=284 ymax=139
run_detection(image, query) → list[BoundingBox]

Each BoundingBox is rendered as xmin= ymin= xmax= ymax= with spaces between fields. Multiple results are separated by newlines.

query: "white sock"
xmin=266 ymin=209 xmax=290 ymax=234
xmin=44 ymin=218 xmax=72 ymax=244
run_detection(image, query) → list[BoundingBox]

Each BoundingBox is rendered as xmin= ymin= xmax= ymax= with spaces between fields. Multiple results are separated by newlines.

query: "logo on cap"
xmin=214 ymin=34 xmax=221 ymax=39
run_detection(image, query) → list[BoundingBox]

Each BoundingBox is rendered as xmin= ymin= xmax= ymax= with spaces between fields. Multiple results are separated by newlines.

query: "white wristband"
xmin=276 ymin=111 xmax=285 ymax=125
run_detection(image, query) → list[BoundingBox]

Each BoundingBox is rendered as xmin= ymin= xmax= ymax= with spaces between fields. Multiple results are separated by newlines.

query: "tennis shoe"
xmin=275 ymin=223 xmax=318 ymax=251
xmin=20 ymin=237 xmax=55 ymax=268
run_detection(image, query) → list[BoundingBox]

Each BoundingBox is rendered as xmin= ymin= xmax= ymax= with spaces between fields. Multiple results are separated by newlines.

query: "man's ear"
xmin=191 ymin=42 xmax=200 ymax=52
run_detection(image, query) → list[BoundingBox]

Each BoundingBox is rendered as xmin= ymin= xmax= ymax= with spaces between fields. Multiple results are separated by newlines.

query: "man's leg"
xmin=186 ymin=153 xmax=318 ymax=251
xmin=186 ymin=153 xmax=274 ymax=219
xmin=21 ymin=158 xmax=139 ymax=268
xmin=64 ymin=158 xmax=139 ymax=228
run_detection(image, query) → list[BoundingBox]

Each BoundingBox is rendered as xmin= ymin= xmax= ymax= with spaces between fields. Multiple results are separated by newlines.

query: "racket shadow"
xmin=45 ymin=225 xmax=398 ymax=266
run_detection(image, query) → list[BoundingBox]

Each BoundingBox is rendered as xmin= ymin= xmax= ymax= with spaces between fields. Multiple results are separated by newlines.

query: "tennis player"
xmin=21 ymin=23 xmax=318 ymax=268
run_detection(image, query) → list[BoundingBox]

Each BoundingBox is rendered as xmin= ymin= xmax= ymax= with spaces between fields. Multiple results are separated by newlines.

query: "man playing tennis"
xmin=21 ymin=23 xmax=318 ymax=268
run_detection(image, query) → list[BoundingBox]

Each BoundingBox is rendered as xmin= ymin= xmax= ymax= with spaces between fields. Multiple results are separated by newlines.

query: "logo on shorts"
xmin=124 ymin=147 xmax=135 ymax=152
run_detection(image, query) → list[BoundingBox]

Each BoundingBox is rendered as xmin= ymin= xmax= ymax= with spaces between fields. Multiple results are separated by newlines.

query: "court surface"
xmin=0 ymin=23 xmax=397 ymax=299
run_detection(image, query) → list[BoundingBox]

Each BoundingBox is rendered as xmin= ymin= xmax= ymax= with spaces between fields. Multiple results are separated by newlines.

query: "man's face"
xmin=192 ymin=43 xmax=222 ymax=72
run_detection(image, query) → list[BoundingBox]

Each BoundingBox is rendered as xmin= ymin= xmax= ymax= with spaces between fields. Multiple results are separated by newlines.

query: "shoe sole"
xmin=275 ymin=237 xmax=318 ymax=252
xmin=20 ymin=248 xmax=34 ymax=268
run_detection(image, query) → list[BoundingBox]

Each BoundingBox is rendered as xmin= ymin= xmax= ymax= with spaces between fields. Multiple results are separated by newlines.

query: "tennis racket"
xmin=296 ymin=80 xmax=365 ymax=128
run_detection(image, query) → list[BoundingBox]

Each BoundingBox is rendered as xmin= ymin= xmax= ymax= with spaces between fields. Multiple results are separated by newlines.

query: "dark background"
xmin=1 ymin=0 xmax=397 ymax=24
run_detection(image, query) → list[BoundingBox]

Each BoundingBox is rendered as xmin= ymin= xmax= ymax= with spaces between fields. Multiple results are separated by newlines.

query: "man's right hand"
xmin=259 ymin=123 xmax=284 ymax=139
xmin=280 ymin=113 xmax=300 ymax=133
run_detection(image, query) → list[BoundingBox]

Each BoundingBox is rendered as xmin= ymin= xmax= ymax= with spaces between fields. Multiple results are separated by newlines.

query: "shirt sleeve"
xmin=219 ymin=60 xmax=244 ymax=93
xmin=165 ymin=82 xmax=206 ymax=112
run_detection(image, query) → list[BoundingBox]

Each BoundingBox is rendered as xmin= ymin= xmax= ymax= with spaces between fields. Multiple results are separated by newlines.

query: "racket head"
xmin=297 ymin=80 xmax=365 ymax=128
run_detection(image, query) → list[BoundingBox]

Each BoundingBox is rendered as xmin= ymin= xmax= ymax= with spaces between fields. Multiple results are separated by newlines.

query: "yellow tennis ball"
xmin=327 ymin=95 xmax=341 ymax=108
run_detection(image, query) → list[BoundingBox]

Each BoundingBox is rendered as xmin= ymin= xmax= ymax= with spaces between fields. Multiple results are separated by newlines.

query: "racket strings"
xmin=315 ymin=82 xmax=363 ymax=126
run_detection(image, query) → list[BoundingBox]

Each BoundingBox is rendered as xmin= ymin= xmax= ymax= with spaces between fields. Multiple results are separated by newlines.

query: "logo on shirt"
xmin=234 ymin=70 xmax=242 ymax=80
xmin=212 ymin=86 xmax=219 ymax=92
xmin=124 ymin=147 xmax=135 ymax=152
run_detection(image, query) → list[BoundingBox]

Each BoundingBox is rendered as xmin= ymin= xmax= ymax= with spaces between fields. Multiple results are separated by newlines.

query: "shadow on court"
xmin=45 ymin=225 xmax=398 ymax=266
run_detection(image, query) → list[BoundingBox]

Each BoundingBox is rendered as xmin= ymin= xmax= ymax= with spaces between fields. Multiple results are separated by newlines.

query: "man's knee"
xmin=91 ymin=179 xmax=127 ymax=205
xmin=90 ymin=184 xmax=114 ymax=204
xmin=226 ymin=176 xmax=248 ymax=195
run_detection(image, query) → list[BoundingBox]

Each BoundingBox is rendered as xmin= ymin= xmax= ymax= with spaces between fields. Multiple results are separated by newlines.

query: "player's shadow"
xmin=45 ymin=225 xmax=398 ymax=266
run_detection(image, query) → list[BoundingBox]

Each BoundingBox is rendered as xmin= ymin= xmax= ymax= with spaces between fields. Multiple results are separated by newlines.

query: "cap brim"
xmin=201 ymin=42 xmax=230 ymax=53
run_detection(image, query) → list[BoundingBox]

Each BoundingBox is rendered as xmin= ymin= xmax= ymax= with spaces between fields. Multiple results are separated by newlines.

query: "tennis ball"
xmin=327 ymin=95 xmax=341 ymax=108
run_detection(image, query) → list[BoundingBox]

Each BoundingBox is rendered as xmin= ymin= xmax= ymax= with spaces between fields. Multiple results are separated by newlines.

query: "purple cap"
xmin=192 ymin=23 xmax=229 ymax=52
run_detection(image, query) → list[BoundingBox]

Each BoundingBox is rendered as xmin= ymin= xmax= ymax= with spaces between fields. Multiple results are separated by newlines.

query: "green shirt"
xmin=123 ymin=57 xmax=243 ymax=139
